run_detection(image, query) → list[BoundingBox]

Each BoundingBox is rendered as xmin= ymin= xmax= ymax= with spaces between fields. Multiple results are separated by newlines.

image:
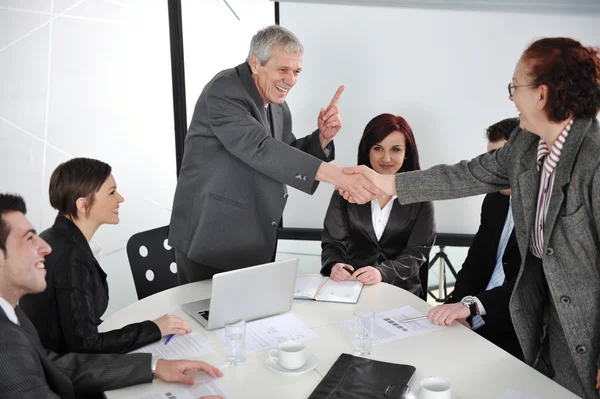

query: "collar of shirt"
xmin=0 ymin=296 xmax=18 ymax=325
xmin=536 ymin=119 xmax=573 ymax=174
xmin=371 ymin=195 xmax=399 ymax=241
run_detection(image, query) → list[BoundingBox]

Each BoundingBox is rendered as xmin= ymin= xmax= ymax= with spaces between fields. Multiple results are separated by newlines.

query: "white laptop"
xmin=181 ymin=258 xmax=299 ymax=330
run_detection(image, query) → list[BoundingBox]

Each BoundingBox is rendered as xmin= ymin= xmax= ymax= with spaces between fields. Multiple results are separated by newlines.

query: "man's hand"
xmin=338 ymin=171 xmax=383 ymax=204
xmin=337 ymin=165 xmax=396 ymax=202
xmin=428 ymin=303 xmax=470 ymax=326
xmin=155 ymin=360 xmax=223 ymax=385
xmin=330 ymin=263 xmax=354 ymax=281
xmin=352 ymin=266 xmax=382 ymax=285
xmin=153 ymin=314 xmax=192 ymax=337
xmin=317 ymin=85 xmax=344 ymax=149
xmin=596 ymin=368 xmax=600 ymax=390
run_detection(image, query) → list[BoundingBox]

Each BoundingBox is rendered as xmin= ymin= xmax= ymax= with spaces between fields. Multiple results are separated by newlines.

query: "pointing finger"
xmin=327 ymin=85 xmax=344 ymax=109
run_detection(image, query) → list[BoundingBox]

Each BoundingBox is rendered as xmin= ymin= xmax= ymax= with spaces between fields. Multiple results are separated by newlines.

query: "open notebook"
xmin=294 ymin=274 xmax=363 ymax=304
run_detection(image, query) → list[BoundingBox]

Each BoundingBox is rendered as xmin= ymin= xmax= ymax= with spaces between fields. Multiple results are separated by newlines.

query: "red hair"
xmin=521 ymin=37 xmax=600 ymax=122
xmin=357 ymin=113 xmax=420 ymax=172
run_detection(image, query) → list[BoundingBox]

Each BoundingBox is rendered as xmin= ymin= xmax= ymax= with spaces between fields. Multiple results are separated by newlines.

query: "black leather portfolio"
xmin=308 ymin=353 xmax=416 ymax=399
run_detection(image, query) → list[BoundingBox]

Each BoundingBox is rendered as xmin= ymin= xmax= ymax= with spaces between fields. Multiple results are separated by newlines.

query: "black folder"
xmin=308 ymin=353 xmax=416 ymax=399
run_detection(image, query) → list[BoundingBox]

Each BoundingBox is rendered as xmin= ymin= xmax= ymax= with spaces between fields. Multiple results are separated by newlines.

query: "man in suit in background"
xmin=427 ymin=118 xmax=524 ymax=360
xmin=169 ymin=25 xmax=382 ymax=283
xmin=0 ymin=193 xmax=223 ymax=399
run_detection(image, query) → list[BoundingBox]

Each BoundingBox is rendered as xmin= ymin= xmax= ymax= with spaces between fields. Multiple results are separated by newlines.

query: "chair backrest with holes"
xmin=126 ymin=225 xmax=179 ymax=299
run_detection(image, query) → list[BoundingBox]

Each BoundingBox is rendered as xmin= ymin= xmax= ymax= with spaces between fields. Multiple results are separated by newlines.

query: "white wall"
xmin=0 ymin=0 xmax=274 ymax=318
xmin=279 ymin=2 xmax=600 ymax=234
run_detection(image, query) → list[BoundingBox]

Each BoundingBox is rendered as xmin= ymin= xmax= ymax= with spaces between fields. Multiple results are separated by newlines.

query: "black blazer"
xmin=446 ymin=192 xmax=523 ymax=359
xmin=20 ymin=216 xmax=160 ymax=355
xmin=0 ymin=306 xmax=152 ymax=399
xmin=321 ymin=191 xmax=435 ymax=297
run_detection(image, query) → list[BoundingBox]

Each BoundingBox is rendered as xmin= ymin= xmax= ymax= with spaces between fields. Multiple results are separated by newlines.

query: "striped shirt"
xmin=530 ymin=119 xmax=573 ymax=258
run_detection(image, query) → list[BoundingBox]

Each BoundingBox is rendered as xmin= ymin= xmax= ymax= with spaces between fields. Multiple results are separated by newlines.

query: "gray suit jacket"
xmin=169 ymin=62 xmax=334 ymax=271
xmin=0 ymin=306 xmax=152 ymax=398
xmin=395 ymin=118 xmax=600 ymax=396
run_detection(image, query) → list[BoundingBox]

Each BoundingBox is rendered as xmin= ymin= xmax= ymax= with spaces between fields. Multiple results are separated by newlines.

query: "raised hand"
xmin=317 ymin=85 xmax=344 ymax=148
xmin=155 ymin=359 xmax=223 ymax=385
xmin=153 ymin=314 xmax=192 ymax=336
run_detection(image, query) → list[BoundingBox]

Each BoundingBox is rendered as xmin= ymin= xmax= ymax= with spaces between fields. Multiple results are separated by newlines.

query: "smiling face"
xmin=0 ymin=212 xmax=51 ymax=305
xmin=369 ymin=131 xmax=406 ymax=175
xmin=509 ymin=58 xmax=547 ymax=134
xmin=249 ymin=45 xmax=302 ymax=105
xmin=85 ymin=174 xmax=124 ymax=226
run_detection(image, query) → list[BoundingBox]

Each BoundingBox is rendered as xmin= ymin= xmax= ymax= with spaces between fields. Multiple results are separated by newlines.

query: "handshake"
xmin=334 ymin=165 xmax=397 ymax=204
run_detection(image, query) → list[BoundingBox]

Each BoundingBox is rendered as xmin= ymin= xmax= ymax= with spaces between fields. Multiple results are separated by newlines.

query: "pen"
xmin=164 ymin=334 xmax=174 ymax=345
xmin=399 ymin=315 xmax=428 ymax=323
xmin=342 ymin=266 xmax=353 ymax=274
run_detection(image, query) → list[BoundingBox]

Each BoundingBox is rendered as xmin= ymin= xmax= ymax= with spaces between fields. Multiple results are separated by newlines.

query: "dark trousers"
xmin=174 ymin=237 xmax=278 ymax=285
xmin=174 ymin=250 xmax=223 ymax=284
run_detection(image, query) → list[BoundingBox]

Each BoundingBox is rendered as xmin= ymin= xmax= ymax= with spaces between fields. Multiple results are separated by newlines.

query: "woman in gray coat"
xmin=343 ymin=38 xmax=600 ymax=398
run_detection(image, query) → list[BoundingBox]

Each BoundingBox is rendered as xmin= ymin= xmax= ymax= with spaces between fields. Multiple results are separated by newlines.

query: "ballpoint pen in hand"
xmin=164 ymin=334 xmax=174 ymax=345
xmin=399 ymin=315 xmax=428 ymax=323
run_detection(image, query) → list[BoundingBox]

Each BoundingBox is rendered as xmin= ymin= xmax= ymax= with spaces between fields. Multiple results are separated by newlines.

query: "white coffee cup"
xmin=268 ymin=340 xmax=306 ymax=370
xmin=419 ymin=377 xmax=451 ymax=399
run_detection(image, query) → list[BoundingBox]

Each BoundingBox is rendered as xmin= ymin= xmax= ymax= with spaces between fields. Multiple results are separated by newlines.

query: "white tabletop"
xmin=101 ymin=280 xmax=578 ymax=399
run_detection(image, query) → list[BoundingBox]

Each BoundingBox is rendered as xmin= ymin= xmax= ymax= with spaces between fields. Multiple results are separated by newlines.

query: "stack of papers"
xmin=341 ymin=305 xmax=443 ymax=345
xmin=216 ymin=313 xmax=319 ymax=354
xmin=130 ymin=332 xmax=214 ymax=359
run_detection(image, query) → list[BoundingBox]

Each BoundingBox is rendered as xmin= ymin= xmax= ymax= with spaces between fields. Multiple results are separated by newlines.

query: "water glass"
xmin=353 ymin=310 xmax=375 ymax=355
xmin=225 ymin=319 xmax=246 ymax=365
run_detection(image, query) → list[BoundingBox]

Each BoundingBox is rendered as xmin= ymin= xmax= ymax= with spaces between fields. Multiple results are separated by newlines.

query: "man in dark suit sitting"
xmin=0 ymin=193 xmax=223 ymax=399
xmin=427 ymin=118 xmax=524 ymax=360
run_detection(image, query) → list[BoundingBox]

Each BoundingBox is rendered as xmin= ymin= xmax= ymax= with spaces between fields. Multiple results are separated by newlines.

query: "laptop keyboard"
xmin=198 ymin=310 xmax=210 ymax=320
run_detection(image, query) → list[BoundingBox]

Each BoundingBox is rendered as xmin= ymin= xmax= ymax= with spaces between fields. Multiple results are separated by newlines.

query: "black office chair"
xmin=126 ymin=225 xmax=179 ymax=300
xmin=419 ymin=259 xmax=430 ymax=301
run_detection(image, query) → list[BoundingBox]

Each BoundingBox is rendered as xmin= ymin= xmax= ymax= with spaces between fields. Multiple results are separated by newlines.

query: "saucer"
xmin=265 ymin=354 xmax=318 ymax=375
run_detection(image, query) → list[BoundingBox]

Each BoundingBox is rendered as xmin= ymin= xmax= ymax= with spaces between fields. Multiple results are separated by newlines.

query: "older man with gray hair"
xmin=169 ymin=25 xmax=382 ymax=283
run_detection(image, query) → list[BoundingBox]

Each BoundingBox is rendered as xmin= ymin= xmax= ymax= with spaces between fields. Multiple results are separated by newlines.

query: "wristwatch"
xmin=150 ymin=355 xmax=160 ymax=380
xmin=461 ymin=296 xmax=479 ymax=317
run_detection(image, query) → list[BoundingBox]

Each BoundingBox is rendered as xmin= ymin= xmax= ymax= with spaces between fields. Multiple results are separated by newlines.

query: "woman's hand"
xmin=351 ymin=266 xmax=382 ymax=285
xmin=153 ymin=314 xmax=192 ymax=336
xmin=330 ymin=263 xmax=354 ymax=281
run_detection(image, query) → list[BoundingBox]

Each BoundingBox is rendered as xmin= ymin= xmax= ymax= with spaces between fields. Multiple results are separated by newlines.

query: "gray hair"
xmin=247 ymin=25 xmax=304 ymax=65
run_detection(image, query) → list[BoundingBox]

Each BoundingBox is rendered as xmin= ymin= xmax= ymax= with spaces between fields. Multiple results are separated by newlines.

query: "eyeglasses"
xmin=507 ymin=82 xmax=537 ymax=97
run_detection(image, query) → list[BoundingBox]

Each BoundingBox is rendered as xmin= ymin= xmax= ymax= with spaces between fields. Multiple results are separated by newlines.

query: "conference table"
xmin=101 ymin=276 xmax=578 ymax=399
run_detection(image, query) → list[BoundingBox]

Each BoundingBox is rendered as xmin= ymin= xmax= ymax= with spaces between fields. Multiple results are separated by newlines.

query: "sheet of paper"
xmin=121 ymin=378 xmax=235 ymax=399
xmin=131 ymin=332 xmax=214 ymax=359
xmin=497 ymin=389 xmax=541 ymax=399
xmin=216 ymin=313 xmax=319 ymax=353
xmin=341 ymin=305 xmax=443 ymax=345
xmin=317 ymin=279 xmax=362 ymax=302
xmin=294 ymin=274 xmax=323 ymax=298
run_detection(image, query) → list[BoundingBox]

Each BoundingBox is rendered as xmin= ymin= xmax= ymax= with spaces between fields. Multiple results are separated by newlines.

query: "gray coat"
xmin=169 ymin=62 xmax=333 ymax=271
xmin=395 ymin=118 xmax=600 ymax=397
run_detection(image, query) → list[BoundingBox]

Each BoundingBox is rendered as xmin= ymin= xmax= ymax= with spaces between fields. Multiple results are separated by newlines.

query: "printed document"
xmin=120 ymin=377 xmax=234 ymax=399
xmin=341 ymin=305 xmax=443 ymax=345
xmin=216 ymin=313 xmax=319 ymax=353
xmin=130 ymin=332 xmax=213 ymax=359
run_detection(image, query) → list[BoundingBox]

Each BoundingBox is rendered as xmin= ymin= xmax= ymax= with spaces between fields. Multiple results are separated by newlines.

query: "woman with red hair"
xmin=321 ymin=114 xmax=435 ymax=299
xmin=345 ymin=38 xmax=600 ymax=397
